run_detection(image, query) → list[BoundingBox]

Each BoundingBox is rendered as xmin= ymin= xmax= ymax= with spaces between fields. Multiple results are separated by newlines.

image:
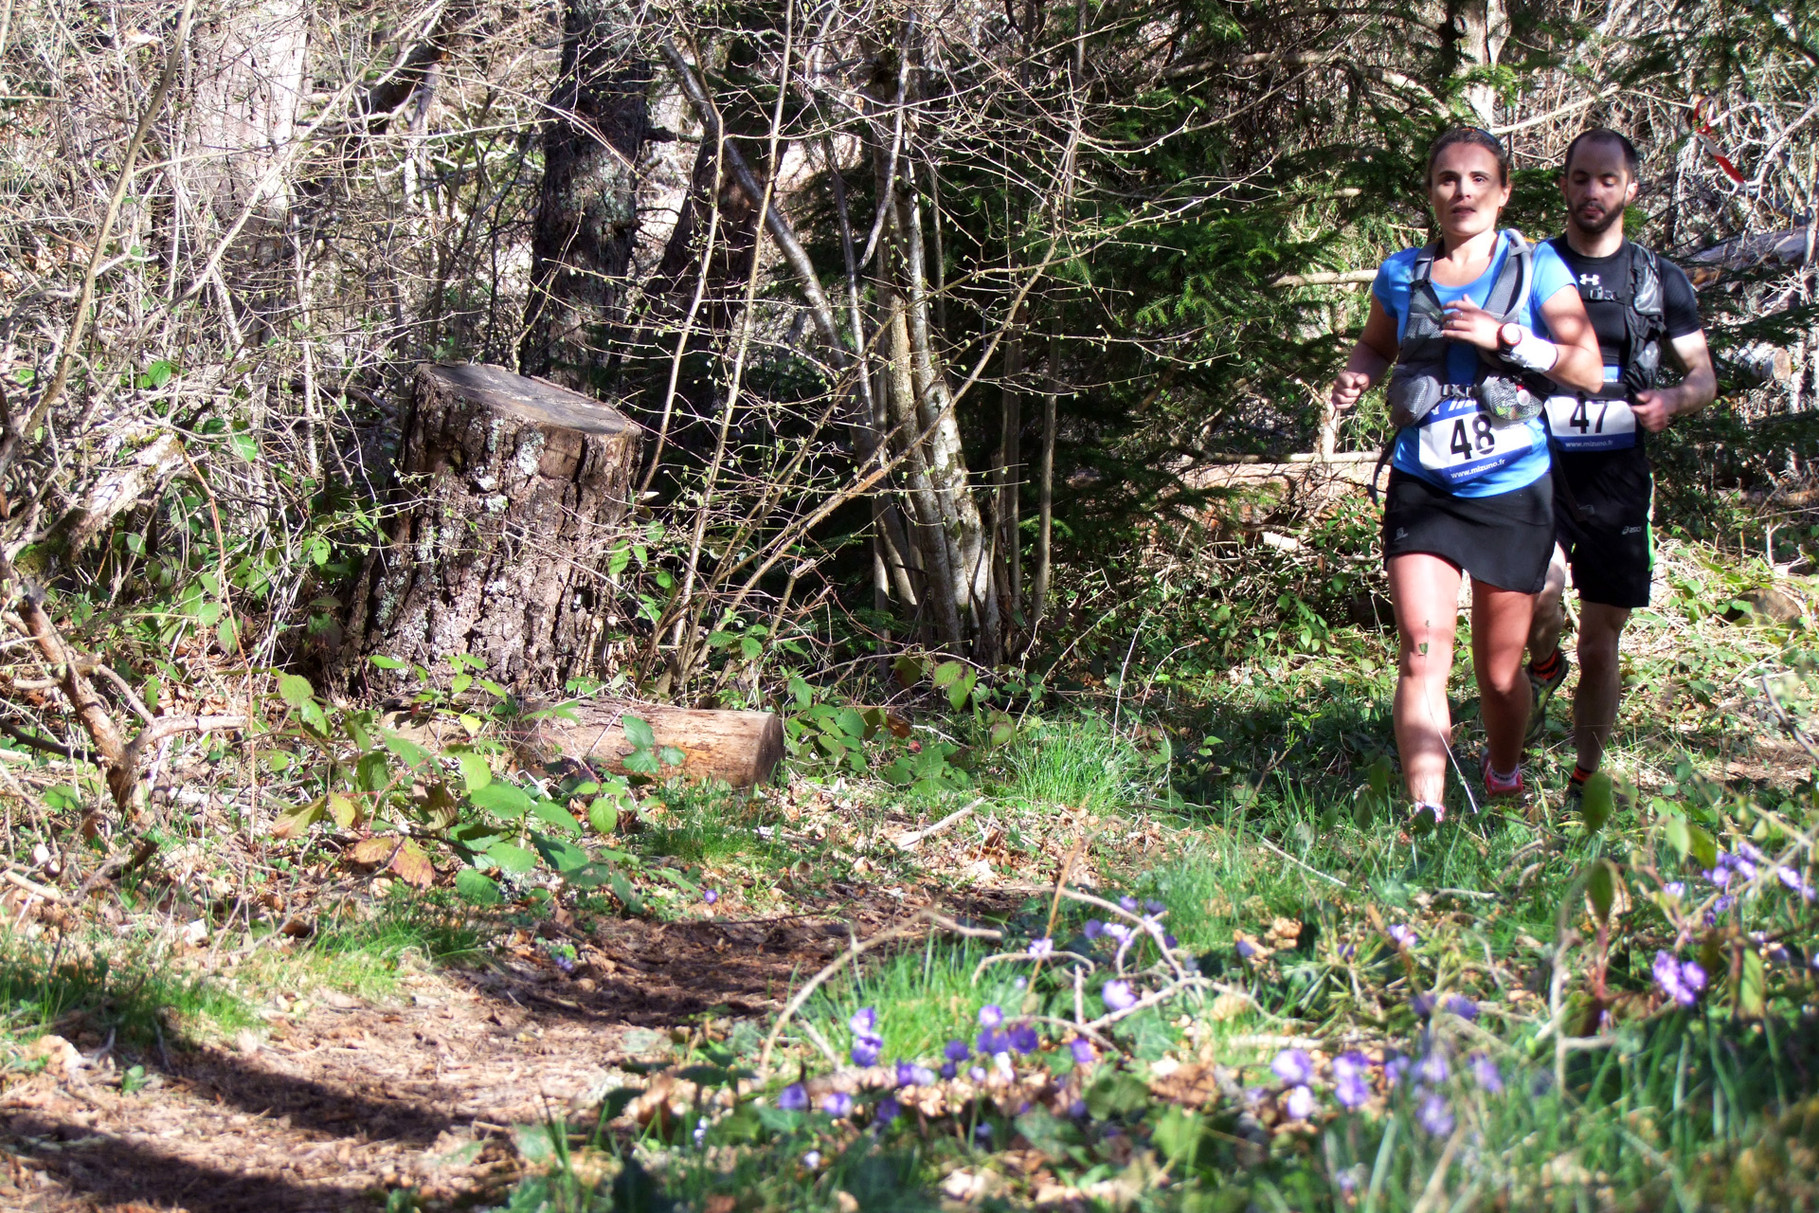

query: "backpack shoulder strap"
xmin=1628 ymin=243 xmax=1664 ymax=320
xmin=1481 ymin=230 xmax=1532 ymax=320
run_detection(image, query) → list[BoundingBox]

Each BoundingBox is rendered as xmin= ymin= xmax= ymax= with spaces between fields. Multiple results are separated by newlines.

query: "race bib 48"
xmin=1416 ymin=396 xmax=1536 ymax=486
xmin=1544 ymin=394 xmax=1637 ymax=451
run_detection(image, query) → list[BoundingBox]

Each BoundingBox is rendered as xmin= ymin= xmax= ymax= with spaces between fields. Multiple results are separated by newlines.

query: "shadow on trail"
xmin=5 ymin=1111 xmax=374 ymax=1212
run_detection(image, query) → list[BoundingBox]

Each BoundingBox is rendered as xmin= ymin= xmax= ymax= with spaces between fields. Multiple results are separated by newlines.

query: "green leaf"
xmin=455 ymin=869 xmax=503 ymax=905
xmin=892 ymin=655 xmax=924 ymax=687
xmin=369 ymin=654 xmax=406 ymax=670
xmin=1153 ymin=1106 xmax=1203 ymax=1164
xmin=1663 ymin=814 xmax=1691 ymax=860
xmin=470 ymin=782 xmax=532 ymax=817
xmin=228 ymin=433 xmax=259 ymax=461
xmin=355 ymin=750 xmax=391 ymax=794
xmin=531 ymin=802 xmax=582 ymax=835
xmin=1687 ymin=823 xmax=1719 ymax=871
xmin=532 ymin=834 xmax=589 ymax=871
xmin=739 ymin=636 xmax=762 ymax=661
xmin=382 ymin=731 xmax=431 ymax=769
xmin=486 ymin=842 xmax=536 ymax=874
xmin=947 ymin=668 xmax=977 ymax=710
xmin=276 ymin=673 xmax=315 ymax=709
xmin=1581 ymin=772 xmax=1614 ymax=831
xmin=456 ymin=752 xmax=492 ymax=793
xmin=622 ymin=715 xmax=656 ymax=750
xmin=328 ymin=792 xmax=360 ymax=829
xmin=1739 ymin=948 xmax=1766 ymax=1018
xmin=788 ymin=674 xmax=812 ymax=708
xmin=931 ymin=660 xmax=965 ymax=689
xmin=609 ymin=871 xmax=646 ymax=915
xmin=622 ymin=749 xmax=661 ymax=776
xmin=1086 ymin=1071 xmax=1150 ymax=1118
xmin=587 ymin=798 xmax=619 ymax=835
xmin=1587 ymin=859 xmax=1616 ymax=924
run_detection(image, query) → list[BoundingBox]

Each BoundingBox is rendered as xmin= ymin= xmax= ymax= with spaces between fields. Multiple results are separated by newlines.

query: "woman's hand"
xmin=1330 ymin=369 xmax=1374 ymax=410
xmin=1440 ymin=298 xmax=1502 ymax=350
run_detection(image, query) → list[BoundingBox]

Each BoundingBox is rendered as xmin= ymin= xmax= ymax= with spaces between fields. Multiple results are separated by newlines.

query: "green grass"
xmin=0 ymin=929 xmax=258 ymax=1053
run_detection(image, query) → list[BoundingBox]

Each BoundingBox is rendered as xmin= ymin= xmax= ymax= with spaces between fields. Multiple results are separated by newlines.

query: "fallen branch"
xmin=1258 ymin=835 xmax=1347 ymax=888
xmin=2 ymin=869 xmax=62 ymax=902
xmin=893 ymin=798 xmax=981 ymax=849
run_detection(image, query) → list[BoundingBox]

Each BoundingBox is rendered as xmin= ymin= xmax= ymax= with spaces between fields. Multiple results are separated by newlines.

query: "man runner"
xmin=1526 ymin=129 xmax=1717 ymax=799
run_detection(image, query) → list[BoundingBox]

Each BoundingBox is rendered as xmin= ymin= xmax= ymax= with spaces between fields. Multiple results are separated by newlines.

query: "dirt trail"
xmin=0 ymin=914 xmax=868 ymax=1212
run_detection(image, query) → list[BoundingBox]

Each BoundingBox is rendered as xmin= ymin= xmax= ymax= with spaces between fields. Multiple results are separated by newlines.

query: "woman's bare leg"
xmin=1388 ymin=553 xmax=1463 ymax=807
xmin=1471 ymin=579 xmax=1537 ymax=774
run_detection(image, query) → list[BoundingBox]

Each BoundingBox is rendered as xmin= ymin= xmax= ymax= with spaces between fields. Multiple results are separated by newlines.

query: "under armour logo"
xmin=1579 ymin=273 xmax=1600 ymax=286
xmin=1395 ymin=528 xmax=1408 ymax=540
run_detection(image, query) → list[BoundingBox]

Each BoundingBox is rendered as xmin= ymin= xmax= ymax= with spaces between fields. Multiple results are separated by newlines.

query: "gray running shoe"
xmin=1525 ymin=652 xmax=1570 ymax=744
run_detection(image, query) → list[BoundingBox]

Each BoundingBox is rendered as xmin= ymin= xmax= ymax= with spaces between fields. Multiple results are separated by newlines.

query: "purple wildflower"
xmin=1144 ymin=899 xmax=1166 ymax=914
xmin=1119 ymin=895 xmax=1139 ymax=912
xmin=703 ymin=889 xmax=718 ymax=904
xmin=802 ymin=1150 xmax=821 ymax=1169
xmin=939 ymin=1061 xmax=957 ymax=1080
xmin=978 ymin=1004 xmax=1003 ymax=1028
xmin=850 ymin=1007 xmax=877 ymax=1036
xmin=976 ymin=1029 xmax=1007 ymax=1057
xmin=1068 ymin=1098 xmax=1088 ymax=1118
xmin=1284 ymin=1085 xmax=1315 ymax=1120
xmin=896 ymin=1062 xmax=935 ymax=1088
xmin=1334 ymin=1070 xmax=1371 ymax=1110
xmin=1007 ymin=1023 xmax=1039 ymax=1055
xmin=1101 ymin=980 xmax=1136 ymax=1012
xmin=1333 ymin=1051 xmax=1371 ymax=1079
xmin=1012 ymin=975 xmax=1028 ymax=990
xmin=1411 ymin=992 xmax=1436 ymax=1018
xmin=1163 ymin=933 xmax=1178 ymax=949
xmin=1469 ymin=1052 xmax=1503 ymax=1094
xmin=944 ymin=1039 xmax=971 ymax=1062
xmin=1416 ymin=1092 xmax=1455 ymax=1136
xmin=1271 ymin=1049 xmax=1314 ymax=1086
xmin=851 ymin=1037 xmax=881 ymax=1067
xmin=1104 ymin=922 xmax=1133 ymax=943
xmin=968 ymin=1065 xmax=986 ymax=1082
xmin=876 ymin=1096 xmax=901 ymax=1124
xmin=1443 ymin=995 xmax=1479 ymax=1021
xmin=1663 ymin=881 xmax=1685 ymax=901
xmin=1236 ymin=939 xmax=1256 ymax=959
xmin=1243 ymin=1086 xmax=1268 ymax=1108
xmin=821 ymin=1092 xmax=853 ymax=1117
xmin=1083 ymin=919 xmax=1105 ymax=940
xmin=778 ymin=1083 xmax=809 ymax=1111
xmin=1778 ymin=866 xmax=1816 ymax=901
xmin=1069 ymin=1038 xmax=1096 ymax=1065
xmin=1029 ymin=937 xmax=1054 ymax=958
xmin=974 ymin=1123 xmax=993 ymax=1142
xmin=1388 ymin=924 xmax=1418 ymax=949
xmin=1417 ymin=1052 xmax=1450 ymax=1085
xmin=1383 ymin=1053 xmax=1411 ymax=1087
xmin=1654 ymin=950 xmax=1706 ymax=1007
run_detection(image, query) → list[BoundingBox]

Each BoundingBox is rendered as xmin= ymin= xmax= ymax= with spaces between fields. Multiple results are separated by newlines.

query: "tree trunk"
xmin=336 ymin=363 xmax=639 ymax=699
xmin=519 ymin=0 xmax=650 ymax=388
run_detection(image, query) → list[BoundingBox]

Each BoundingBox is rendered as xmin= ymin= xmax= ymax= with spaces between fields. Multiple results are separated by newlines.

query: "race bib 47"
xmin=1416 ymin=396 xmax=1536 ymax=486
xmin=1544 ymin=394 xmax=1637 ymax=451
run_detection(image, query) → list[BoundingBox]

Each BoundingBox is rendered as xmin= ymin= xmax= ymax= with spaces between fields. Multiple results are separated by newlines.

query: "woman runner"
xmin=1329 ymin=128 xmax=1603 ymax=824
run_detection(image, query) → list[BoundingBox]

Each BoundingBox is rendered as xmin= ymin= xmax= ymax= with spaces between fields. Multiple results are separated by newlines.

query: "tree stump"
xmin=337 ymin=363 xmax=639 ymax=698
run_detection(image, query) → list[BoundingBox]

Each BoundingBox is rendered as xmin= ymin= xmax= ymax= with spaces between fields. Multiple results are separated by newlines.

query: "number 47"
xmin=1570 ymin=399 xmax=1609 ymax=433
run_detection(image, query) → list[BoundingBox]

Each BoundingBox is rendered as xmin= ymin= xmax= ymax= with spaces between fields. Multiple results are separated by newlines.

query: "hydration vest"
xmin=1384 ymin=231 xmax=1547 ymax=429
xmin=1541 ymin=240 xmax=1666 ymax=453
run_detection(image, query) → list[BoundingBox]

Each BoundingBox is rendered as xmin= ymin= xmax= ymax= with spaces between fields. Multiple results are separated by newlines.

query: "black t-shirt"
xmin=1544 ymin=237 xmax=1702 ymax=379
xmin=1546 ymin=237 xmax=1701 ymax=475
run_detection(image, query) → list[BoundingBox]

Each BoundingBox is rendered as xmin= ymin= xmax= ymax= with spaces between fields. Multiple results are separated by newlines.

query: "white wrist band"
xmin=1507 ymin=331 xmax=1558 ymax=373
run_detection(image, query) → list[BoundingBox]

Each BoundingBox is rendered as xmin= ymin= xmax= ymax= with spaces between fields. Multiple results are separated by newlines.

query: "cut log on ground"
xmin=507 ymin=700 xmax=785 ymax=790
xmin=336 ymin=363 xmax=639 ymax=698
xmin=1722 ymin=343 xmax=1794 ymax=387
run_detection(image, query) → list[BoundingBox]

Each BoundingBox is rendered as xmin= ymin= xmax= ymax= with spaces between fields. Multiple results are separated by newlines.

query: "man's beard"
xmin=1571 ymin=203 xmax=1625 ymax=237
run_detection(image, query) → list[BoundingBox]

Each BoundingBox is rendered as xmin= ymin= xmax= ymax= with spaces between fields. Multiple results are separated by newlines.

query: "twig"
xmin=892 ymin=798 xmax=981 ymax=849
xmin=1055 ymin=888 xmax=1190 ymax=983
xmin=0 ymin=719 xmax=87 ymax=762
xmin=2 ymin=868 xmax=60 ymax=901
xmin=1257 ymin=835 xmax=1348 ymax=888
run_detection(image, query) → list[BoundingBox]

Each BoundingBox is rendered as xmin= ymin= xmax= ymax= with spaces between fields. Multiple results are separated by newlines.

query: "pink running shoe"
xmin=1480 ymin=753 xmax=1524 ymax=798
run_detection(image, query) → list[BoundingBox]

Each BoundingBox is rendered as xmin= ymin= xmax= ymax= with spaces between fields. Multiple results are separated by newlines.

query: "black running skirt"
xmin=1380 ymin=470 xmax=1554 ymax=594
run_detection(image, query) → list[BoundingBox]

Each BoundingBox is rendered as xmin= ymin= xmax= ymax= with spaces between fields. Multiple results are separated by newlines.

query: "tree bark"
xmin=519 ymin=0 xmax=650 ymax=388
xmin=336 ymin=363 xmax=639 ymax=699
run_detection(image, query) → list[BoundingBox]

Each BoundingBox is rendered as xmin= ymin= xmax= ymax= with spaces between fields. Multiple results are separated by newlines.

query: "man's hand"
xmin=1630 ymin=389 xmax=1676 ymax=432
xmin=1330 ymin=369 xmax=1374 ymax=410
xmin=1440 ymin=298 xmax=1502 ymax=350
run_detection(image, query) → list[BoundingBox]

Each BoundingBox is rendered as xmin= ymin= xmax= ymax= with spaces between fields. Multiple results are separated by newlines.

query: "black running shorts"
xmin=1554 ymin=445 xmax=1653 ymax=608
xmin=1381 ymin=470 xmax=1555 ymax=594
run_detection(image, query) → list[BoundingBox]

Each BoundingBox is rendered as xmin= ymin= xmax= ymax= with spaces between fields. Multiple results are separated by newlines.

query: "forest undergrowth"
xmin=0 ymin=505 xmax=1815 ymax=1211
